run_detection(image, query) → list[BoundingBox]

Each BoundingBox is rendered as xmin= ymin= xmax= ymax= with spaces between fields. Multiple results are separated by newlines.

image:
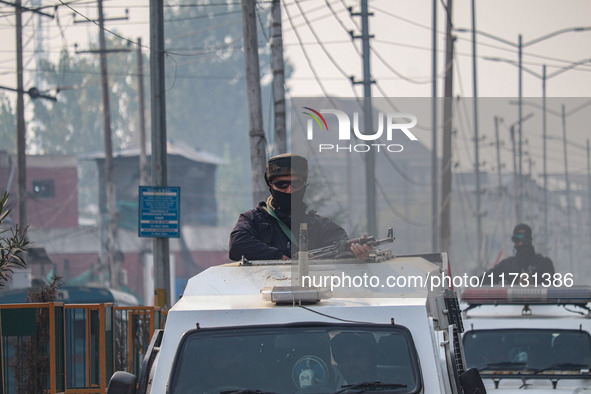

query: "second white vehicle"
xmin=462 ymin=287 xmax=591 ymax=393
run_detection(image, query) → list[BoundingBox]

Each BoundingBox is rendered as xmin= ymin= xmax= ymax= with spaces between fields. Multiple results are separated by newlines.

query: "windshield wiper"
xmin=332 ymin=381 xmax=407 ymax=394
xmin=479 ymin=361 xmax=526 ymax=372
xmin=221 ymin=390 xmax=278 ymax=394
xmin=533 ymin=362 xmax=589 ymax=375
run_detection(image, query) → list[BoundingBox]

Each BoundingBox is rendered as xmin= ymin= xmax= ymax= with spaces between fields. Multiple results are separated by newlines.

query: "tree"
xmin=0 ymin=93 xmax=16 ymax=153
xmin=30 ymin=40 xmax=140 ymax=154
xmin=162 ymin=1 xmax=289 ymax=220
xmin=30 ymin=39 xmax=146 ymax=217
xmin=25 ymin=2 xmax=291 ymax=225
xmin=0 ymin=191 xmax=28 ymax=286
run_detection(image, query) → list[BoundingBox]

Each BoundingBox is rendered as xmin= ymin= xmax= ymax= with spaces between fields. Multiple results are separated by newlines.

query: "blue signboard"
xmin=138 ymin=186 xmax=180 ymax=238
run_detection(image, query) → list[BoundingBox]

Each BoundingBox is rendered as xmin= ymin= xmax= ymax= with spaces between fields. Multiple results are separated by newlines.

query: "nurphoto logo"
xmin=302 ymin=107 xmax=418 ymax=153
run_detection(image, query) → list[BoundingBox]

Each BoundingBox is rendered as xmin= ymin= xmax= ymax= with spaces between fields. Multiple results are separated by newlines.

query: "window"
xmin=169 ymin=325 xmax=422 ymax=394
xmin=32 ymin=180 xmax=55 ymax=198
xmin=464 ymin=328 xmax=591 ymax=375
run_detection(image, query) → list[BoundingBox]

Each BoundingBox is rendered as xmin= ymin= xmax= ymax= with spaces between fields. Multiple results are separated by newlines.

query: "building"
xmin=0 ymin=151 xmax=78 ymax=228
xmin=85 ymin=140 xmax=226 ymax=229
xmin=0 ymin=144 xmax=230 ymax=303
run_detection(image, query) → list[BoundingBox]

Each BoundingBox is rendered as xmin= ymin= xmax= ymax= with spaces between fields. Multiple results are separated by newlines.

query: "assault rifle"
xmin=307 ymin=228 xmax=394 ymax=260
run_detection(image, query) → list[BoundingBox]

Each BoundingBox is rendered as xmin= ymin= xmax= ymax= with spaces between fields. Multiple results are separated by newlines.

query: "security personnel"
xmin=229 ymin=153 xmax=371 ymax=261
xmin=486 ymin=223 xmax=555 ymax=284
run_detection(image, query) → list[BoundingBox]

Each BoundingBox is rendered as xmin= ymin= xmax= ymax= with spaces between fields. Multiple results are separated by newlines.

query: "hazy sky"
xmin=0 ymin=0 xmax=590 ymax=177
xmin=1 ymin=1 xmax=589 ymax=96
xmin=284 ymin=0 xmax=591 ymax=98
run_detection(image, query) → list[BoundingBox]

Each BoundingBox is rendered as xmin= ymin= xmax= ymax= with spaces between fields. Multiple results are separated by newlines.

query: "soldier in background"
xmin=486 ymin=223 xmax=555 ymax=284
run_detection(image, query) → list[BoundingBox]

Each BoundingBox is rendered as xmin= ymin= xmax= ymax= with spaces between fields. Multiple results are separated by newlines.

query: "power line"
xmin=56 ymin=0 xmax=149 ymax=51
xmin=371 ymin=4 xmax=446 ymax=36
xmin=292 ymin=0 xmax=357 ymax=96
xmin=322 ymin=4 xmax=441 ymax=181
xmin=367 ymin=4 xmax=591 ymax=71
xmin=282 ymin=2 xmax=334 ymax=98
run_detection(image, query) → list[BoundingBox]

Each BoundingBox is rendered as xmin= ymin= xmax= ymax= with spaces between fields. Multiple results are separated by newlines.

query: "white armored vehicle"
xmin=108 ymin=251 xmax=485 ymax=393
xmin=461 ymin=286 xmax=591 ymax=392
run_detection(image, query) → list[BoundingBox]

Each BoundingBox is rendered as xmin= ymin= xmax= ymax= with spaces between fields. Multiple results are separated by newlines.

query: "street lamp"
xmin=484 ymin=57 xmax=591 ymax=245
xmin=516 ymin=99 xmax=591 ymax=270
xmin=0 ymin=84 xmax=57 ymax=232
xmin=0 ymin=85 xmax=58 ymax=101
xmin=454 ymin=26 xmax=591 ymax=222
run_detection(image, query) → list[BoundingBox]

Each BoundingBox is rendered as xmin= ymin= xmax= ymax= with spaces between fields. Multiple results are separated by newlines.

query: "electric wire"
xmin=285 ymin=1 xmax=443 ymax=229
xmin=291 ymin=0 xmax=358 ymax=97
xmin=282 ymin=2 xmax=334 ymax=99
xmin=326 ymin=0 xmax=440 ymax=194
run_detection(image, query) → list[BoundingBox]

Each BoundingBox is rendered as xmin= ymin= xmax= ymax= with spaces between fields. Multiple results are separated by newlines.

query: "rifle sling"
xmin=265 ymin=202 xmax=299 ymax=248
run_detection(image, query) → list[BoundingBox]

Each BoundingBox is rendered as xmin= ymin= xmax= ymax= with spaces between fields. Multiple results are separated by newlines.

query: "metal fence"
xmin=113 ymin=307 xmax=163 ymax=378
xmin=0 ymin=303 xmax=65 ymax=394
xmin=64 ymin=303 xmax=113 ymax=394
xmin=0 ymin=303 xmax=164 ymax=394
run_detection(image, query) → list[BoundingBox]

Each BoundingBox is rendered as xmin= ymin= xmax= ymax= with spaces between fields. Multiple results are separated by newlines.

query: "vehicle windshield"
xmin=464 ymin=329 xmax=591 ymax=375
xmin=168 ymin=325 xmax=421 ymax=394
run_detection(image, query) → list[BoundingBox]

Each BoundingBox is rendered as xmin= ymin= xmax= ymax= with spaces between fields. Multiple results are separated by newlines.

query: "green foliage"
xmin=30 ymin=40 xmax=140 ymax=154
xmin=30 ymin=39 xmax=145 ymax=216
xmin=14 ymin=2 xmax=292 ymax=225
xmin=0 ymin=93 xmax=16 ymax=153
xmin=162 ymin=1 xmax=276 ymax=220
xmin=0 ymin=191 xmax=29 ymax=287
xmin=163 ymin=2 xmax=254 ymax=154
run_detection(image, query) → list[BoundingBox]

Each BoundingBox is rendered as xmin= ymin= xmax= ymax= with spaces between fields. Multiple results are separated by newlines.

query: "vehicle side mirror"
xmin=459 ymin=367 xmax=487 ymax=394
xmin=107 ymin=371 xmax=137 ymax=394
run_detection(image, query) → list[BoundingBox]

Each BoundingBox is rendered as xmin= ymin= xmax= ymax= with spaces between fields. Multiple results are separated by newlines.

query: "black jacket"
xmin=485 ymin=252 xmax=555 ymax=284
xmin=229 ymin=201 xmax=348 ymax=261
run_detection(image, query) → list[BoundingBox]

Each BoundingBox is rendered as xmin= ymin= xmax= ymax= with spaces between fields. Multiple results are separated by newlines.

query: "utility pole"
xmin=470 ymin=0 xmax=483 ymax=268
xmin=440 ymin=0 xmax=454 ymax=253
xmin=16 ymin=0 xmax=26 ymax=228
xmin=456 ymin=27 xmax=591 ymax=224
xmin=510 ymin=125 xmax=518 ymax=220
xmin=137 ymin=36 xmax=151 ymax=268
xmin=587 ymin=139 xmax=590 ymax=252
xmin=431 ymin=0 xmax=438 ymax=252
xmin=74 ymin=2 xmax=129 ymax=290
xmin=137 ymin=37 xmax=149 ymax=187
xmin=150 ymin=0 xmax=171 ymax=308
xmin=517 ymin=34 xmax=523 ymax=223
xmin=350 ymin=0 xmax=376 ymax=235
xmin=97 ymin=0 xmax=119 ymax=290
xmin=494 ymin=117 xmax=502 ymax=194
xmin=98 ymin=0 xmax=120 ymax=289
xmin=542 ymin=65 xmax=548 ymax=247
xmin=6 ymin=0 xmax=53 ymax=229
xmin=494 ymin=116 xmax=507 ymax=252
xmin=270 ymin=0 xmax=286 ymax=154
xmin=31 ymin=0 xmax=47 ymax=90
xmin=528 ymin=158 xmax=533 ymax=182
xmin=561 ymin=104 xmax=572 ymax=270
xmin=241 ymin=0 xmax=268 ymax=205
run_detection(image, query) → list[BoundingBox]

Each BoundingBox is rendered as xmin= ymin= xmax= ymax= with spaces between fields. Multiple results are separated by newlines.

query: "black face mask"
xmin=269 ymin=185 xmax=307 ymax=213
